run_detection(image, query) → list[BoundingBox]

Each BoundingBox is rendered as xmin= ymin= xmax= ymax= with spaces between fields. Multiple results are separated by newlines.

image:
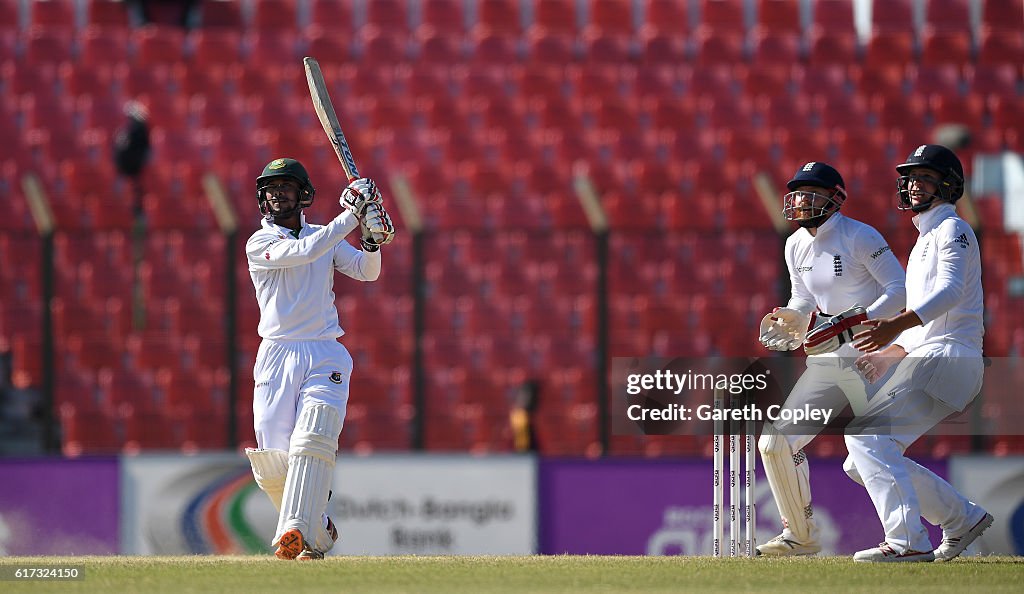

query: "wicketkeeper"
xmin=756 ymin=162 xmax=906 ymax=556
xmin=243 ymin=158 xmax=394 ymax=560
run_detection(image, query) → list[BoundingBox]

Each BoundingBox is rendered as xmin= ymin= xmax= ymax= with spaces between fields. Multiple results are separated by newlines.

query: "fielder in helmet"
xmin=845 ymin=145 xmax=990 ymax=563
xmin=245 ymin=158 xmax=395 ymax=561
xmin=756 ymin=161 xmax=906 ymax=557
xmin=895 ymin=143 xmax=965 ymax=213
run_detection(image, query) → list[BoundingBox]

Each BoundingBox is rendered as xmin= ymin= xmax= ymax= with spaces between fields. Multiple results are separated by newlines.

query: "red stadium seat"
xmin=806 ymin=26 xmax=857 ymax=65
xmin=694 ymin=28 xmax=745 ymax=65
xmin=355 ymin=26 xmax=409 ymax=65
xmin=981 ymin=0 xmax=1024 ymax=32
xmin=310 ymin=0 xmax=354 ymax=30
xmin=476 ymin=0 xmax=522 ymax=35
xmin=588 ymin=0 xmax=634 ymax=33
xmin=132 ymin=25 xmax=186 ymax=66
xmin=79 ymin=26 xmax=130 ymax=67
xmin=525 ymin=29 xmax=576 ymax=64
xmin=863 ymin=30 xmax=915 ymax=69
xmin=86 ymin=0 xmax=130 ymax=28
xmin=581 ymin=30 xmax=632 ymax=63
xmin=977 ymin=29 xmax=1024 ymax=66
xmin=700 ymin=0 xmax=746 ymax=32
xmin=303 ymin=26 xmax=353 ymax=67
xmin=810 ymin=0 xmax=855 ymax=34
xmin=61 ymin=406 xmax=121 ymax=456
xmin=638 ymin=30 xmax=688 ymax=65
xmin=0 ymin=0 xmax=19 ymax=31
xmin=929 ymin=94 xmax=984 ymax=130
xmin=30 ymin=0 xmax=75 ymax=28
xmin=919 ymin=27 xmax=971 ymax=66
xmin=906 ymin=64 xmax=961 ymax=97
xmin=964 ymin=64 xmax=1018 ymax=96
xmin=366 ymin=0 xmax=410 ymax=33
xmin=468 ymin=29 xmax=519 ymax=64
xmin=188 ymin=29 xmax=244 ymax=68
xmin=532 ymin=0 xmax=578 ymax=35
xmin=423 ymin=0 xmax=466 ymax=34
xmin=642 ymin=0 xmax=689 ymax=34
xmin=756 ymin=0 xmax=801 ymax=35
xmin=749 ymin=30 xmax=802 ymax=65
xmin=251 ymin=0 xmax=298 ymax=31
xmin=199 ymin=0 xmax=243 ymax=28
xmin=415 ymin=26 xmax=465 ymax=64
xmin=923 ymin=0 xmax=971 ymax=33
xmin=870 ymin=0 xmax=914 ymax=33
xmin=122 ymin=411 xmax=181 ymax=452
xmin=23 ymin=28 xmax=74 ymax=66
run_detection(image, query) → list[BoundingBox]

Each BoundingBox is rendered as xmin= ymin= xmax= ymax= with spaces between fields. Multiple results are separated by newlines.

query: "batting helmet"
xmin=895 ymin=144 xmax=964 ymax=212
xmin=783 ymin=162 xmax=848 ymax=228
xmin=256 ymin=158 xmax=316 ymax=219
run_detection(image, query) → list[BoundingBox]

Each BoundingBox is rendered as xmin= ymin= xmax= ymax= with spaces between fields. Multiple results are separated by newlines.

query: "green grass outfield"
xmin=1 ymin=555 xmax=1021 ymax=593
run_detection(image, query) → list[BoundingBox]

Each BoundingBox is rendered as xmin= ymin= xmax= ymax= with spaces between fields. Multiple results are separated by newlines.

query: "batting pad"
xmin=275 ymin=404 xmax=341 ymax=551
xmin=758 ymin=427 xmax=817 ymax=544
xmin=246 ymin=447 xmax=289 ymax=512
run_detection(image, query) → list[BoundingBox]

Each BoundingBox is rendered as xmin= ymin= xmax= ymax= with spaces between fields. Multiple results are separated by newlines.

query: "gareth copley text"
xmin=627 ymin=403 xmax=834 ymax=425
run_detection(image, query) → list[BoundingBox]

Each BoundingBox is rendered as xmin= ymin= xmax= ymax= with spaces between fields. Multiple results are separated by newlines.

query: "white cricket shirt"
xmin=784 ymin=212 xmax=906 ymax=319
xmin=246 ymin=211 xmax=381 ymax=340
xmin=894 ymin=203 xmax=984 ymax=354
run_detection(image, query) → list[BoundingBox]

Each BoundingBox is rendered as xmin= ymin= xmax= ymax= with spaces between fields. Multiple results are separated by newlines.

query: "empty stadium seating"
xmin=0 ymin=0 xmax=1021 ymax=457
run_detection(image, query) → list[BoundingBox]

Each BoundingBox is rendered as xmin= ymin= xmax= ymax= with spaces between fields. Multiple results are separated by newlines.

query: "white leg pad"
xmin=274 ymin=404 xmax=342 ymax=550
xmin=758 ymin=425 xmax=817 ymax=544
xmin=246 ymin=447 xmax=289 ymax=512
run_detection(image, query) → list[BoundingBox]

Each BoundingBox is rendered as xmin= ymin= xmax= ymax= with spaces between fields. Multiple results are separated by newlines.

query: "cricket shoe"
xmin=274 ymin=528 xmax=305 ymax=560
xmin=296 ymin=547 xmax=325 ymax=561
xmin=854 ymin=543 xmax=935 ymax=562
xmin=934 ymin=512 xmax=994 ymax=562
xmin=294 ymin=518 xmax=339 ymax=561
xmin=756 ymin=534 xmax=821 ymax=556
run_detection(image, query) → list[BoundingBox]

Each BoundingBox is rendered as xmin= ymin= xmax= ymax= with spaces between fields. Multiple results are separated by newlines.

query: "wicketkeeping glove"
xmin=340 ymin=177 xmax=382 ymax=217
xmin=803 ymin=306 xmax=869 ymax=356
xmin=758 ymin=307 xmax=811 ymax=351
xmin=359 ymin=202 xmax=395 ymax=251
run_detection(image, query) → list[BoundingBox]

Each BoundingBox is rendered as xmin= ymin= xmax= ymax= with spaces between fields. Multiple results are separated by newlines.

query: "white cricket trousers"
xmin=844 ymin=345 xmax=984 ymax=553
xmin=252 ymin=338 xmax=352 ymax=451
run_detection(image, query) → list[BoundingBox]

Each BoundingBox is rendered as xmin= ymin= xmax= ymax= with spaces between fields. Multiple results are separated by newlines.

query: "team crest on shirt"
xmin=329 ymin=372 xmax=343 ymax=384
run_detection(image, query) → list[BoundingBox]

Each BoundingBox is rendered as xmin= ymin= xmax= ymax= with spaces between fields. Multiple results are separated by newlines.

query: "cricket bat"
xmin=304 ymin=56 xmax=386 ymax=242
xmin=303 ymin=56 xmax=360 ymax=181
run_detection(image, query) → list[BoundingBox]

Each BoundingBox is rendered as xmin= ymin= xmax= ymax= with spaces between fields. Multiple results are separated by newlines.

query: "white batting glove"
xmin=340 ymin=177 xmax=382 ymax=217
xmin=359 ymin=203 xmax=395 ymax=251
xmin=758 ymin=307 xmax=811 ymax=351
xmin=804 ymin=306 xmax=869 ymax=356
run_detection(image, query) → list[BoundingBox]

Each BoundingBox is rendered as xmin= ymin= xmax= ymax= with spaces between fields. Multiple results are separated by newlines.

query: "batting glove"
xmin=340 ymin=177 xmax=382 ymax=217
xmin=758 ymin=307 xmax=811 ymax=351
xmin=359 ymin=203 xmax=395 ymax=251
xmin=803 ymin=306 xmax=869 ymax=356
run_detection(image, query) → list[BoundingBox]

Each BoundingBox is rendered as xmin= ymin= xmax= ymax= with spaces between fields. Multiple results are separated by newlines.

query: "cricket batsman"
xmin=242 ymin=158 xmax=394 ymax=560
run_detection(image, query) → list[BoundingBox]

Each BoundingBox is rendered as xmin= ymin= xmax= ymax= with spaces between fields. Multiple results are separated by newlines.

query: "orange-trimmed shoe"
xmin=274 ymin=528 xmax=305 ymax=560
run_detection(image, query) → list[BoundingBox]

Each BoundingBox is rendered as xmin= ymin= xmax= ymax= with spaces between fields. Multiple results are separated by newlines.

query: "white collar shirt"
xmin=895 ymin=203 xmax=983 ymax=354
xmin=784 ymin=212 xmax=907 ymax=320
xmin=245 ymin=211 xmax=380 ymax=340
